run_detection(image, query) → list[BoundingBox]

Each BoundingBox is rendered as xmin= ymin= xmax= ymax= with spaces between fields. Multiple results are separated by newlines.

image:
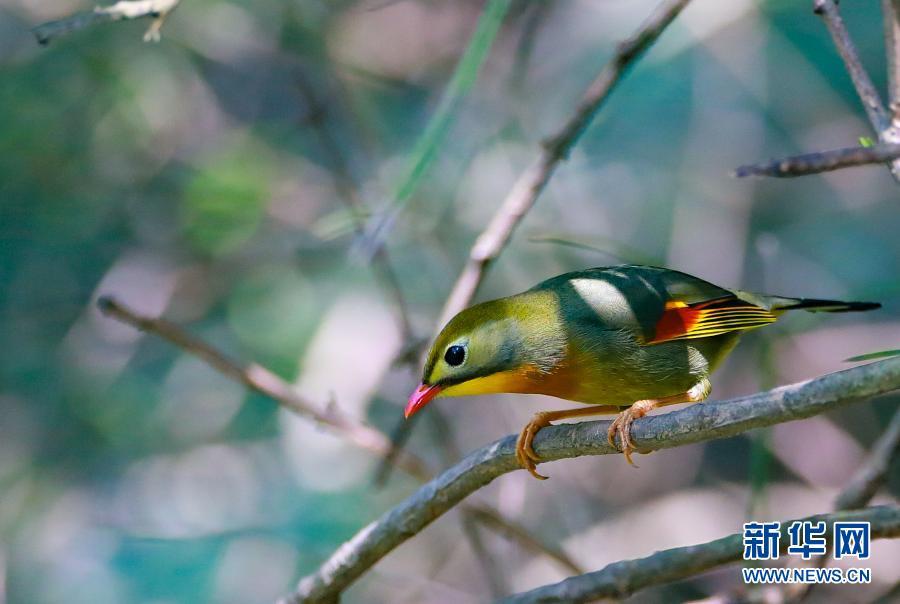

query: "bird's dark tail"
xmin=772 ymin=298 xmax=881 ymax=313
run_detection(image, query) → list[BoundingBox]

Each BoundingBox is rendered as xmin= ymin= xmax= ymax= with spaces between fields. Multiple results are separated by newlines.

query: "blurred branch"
xmin=294 ymin=74 xmax=416 ymax=347
xmin=734 ymin=143 xmax=900 ymax=177
xmin=282 ymin=357 xmax=900 ymax=603
xmin=884 ymin=1 xmax=900 ymax=106
xmin=32 ymin=0 xmax=180 ymax=45
xmin=97 ymin=296 xmax=580 ymax=578
xmin=499 ymin=506 xmax=900 ymax=604
xmin=435 ymin=0 xmax=691 ymax=329
xmin=813 ymin=0 xmax=900 ymax=181
xmin=836 ymin=405 xmax=900 ymax=510
xmin=782 ymin=404 xmax=900 ymax=603
xmin=97 ymin=296 xmax=429 ymax=478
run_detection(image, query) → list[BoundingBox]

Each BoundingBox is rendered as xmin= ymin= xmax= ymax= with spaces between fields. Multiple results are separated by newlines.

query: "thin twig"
xmin=814 ymin=0 xmax=889 ymax=132
xmin=97 ymin=296 xmax=580 ymax=577
xmin=886 ymin=2 xmax=900 ymax=104
xmin=32 ymin=0 xmax=180 ymax=45
xmin=435 ymin=0 xmax=691 ymax=330
xmin=498 ymin=506 xmax=900 ymax=604
xmin=734 ymin=143 xmax=900 ymax=178
xmin=836 ymin=403 xmax=900 ymax=510
xmin=281 ymin=357 xmax=900 ymax=603
xmin=293 ymin=74 xmax=416 ymax=347
xmin=783 ymin=404 xmax=900 ymax=603
xmin=97 ymin=296 xmax=430 ymax=479
xmin=813 ymin=0 xmax=900 ymax=181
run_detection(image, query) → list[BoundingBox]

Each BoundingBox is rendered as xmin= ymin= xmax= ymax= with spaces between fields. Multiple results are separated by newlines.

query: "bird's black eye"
xmin=444 ymin=345 xmax=466 ymax=366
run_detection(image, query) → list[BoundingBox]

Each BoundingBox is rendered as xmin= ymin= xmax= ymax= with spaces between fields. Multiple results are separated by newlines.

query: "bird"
xmin=405 ymin=265 xmax=880 ymax=480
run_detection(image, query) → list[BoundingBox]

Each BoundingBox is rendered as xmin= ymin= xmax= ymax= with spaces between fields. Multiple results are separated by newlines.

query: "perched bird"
xmin=406 ymin=265 xmax=879 ymax=479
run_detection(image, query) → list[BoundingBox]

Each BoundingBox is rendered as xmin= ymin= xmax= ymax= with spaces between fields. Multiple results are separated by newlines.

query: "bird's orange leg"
xmin=516 ymin=405 xmax=622 ymax=480
xmin=608 ymin=378 xmax=711 ymax=467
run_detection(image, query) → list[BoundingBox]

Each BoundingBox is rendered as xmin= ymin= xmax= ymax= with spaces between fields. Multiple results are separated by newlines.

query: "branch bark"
xmin=734 ymin=143 xmax=900 ymax=178
xmin=435 ymin=0 xmax=691 ymax=329
xmin=281 ymin=356 xmax=900 ymax=603
xmin=32 ymin=0 xmax=181 ymax=44
xmin=499 ymin=505 xmax=900 ymax=604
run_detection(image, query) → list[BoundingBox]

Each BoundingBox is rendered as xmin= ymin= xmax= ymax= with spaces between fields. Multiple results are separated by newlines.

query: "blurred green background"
xmin=1 ymin=1 xmax=899 ymax=602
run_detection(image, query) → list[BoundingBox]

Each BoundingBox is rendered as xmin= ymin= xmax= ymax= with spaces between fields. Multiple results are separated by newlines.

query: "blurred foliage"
xmin=0 ymin=1 xmax=899 ymax=603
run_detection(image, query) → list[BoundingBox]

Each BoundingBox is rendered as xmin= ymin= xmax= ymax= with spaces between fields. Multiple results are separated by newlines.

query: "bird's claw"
xmin=516 ymin=413 xmax=551 ymax=480
xmin=607 ymin=402 xmax=654 ymax=467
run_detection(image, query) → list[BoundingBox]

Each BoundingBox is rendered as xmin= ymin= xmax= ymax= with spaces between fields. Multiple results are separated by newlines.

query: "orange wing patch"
xmin=647 ymin=297 xmax=777 ymax=344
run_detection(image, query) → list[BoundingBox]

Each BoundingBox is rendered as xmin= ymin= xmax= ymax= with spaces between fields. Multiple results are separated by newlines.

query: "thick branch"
xmin=32 ymin=0 xmax=180 ymax=45
xmin=499 ymin=506 xmax=900 ymax=604
xmin=734 ymin=143 xmax=900 ymax=177
xmin=435 ymin=0 xmax=691 ymax=329
xmin=282 ymin=357 xmax=900 ymax=603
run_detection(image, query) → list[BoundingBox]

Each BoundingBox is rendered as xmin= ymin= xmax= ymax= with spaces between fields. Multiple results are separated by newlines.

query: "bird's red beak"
xmin=405 ymin=383 xmax=442 ymax=418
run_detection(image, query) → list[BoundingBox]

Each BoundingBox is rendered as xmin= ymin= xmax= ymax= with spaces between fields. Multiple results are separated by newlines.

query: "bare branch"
xmin=884 ymin=1 xmax=900 ymax=108
xmin=281 ymin=357 xmax=900 ymax=603
xmin=435 ymin=0 xmax=692 ymax=329
xmin=97 ymin=296 xmax=430 ymax=479
xmin=32 ymin=0 xmax=181 ymax=45
xmin=836 ymin=405 xmax=900 ymax=510
xmin=813 ymin=0 xmax=900 ymax=181
xmin=499 ymin=506 xmax=900 ymax=604
xmin=734 ymin=143 xmax=900 ymax=178
xmin=814 ymin=0 xmax=889 ymax=132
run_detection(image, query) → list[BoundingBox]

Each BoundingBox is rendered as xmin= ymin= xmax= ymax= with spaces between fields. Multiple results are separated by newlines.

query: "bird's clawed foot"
xmin=516 ymin=412 xmax=553 ymax=480
xmin=607 ymin=400 xmax=656 ymax=467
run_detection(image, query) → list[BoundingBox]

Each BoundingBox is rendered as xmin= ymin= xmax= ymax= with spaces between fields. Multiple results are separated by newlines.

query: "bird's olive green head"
xmin=422 ymin=299 xmax=523 ymax=390
xmin=405 ymin=292 xmax=565 ymax=418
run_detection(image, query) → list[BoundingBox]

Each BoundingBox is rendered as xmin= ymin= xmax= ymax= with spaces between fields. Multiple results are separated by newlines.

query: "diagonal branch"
xmin=813 ymin=0 xmax=900 ymax=181
xmin=281 ymin=356 xmax=900 ymax=603
xmin=734 ymin=142 xmax=900 ymax=177
xmin=836 ymin=404 xmax=900 ymax=510
xmin=499 ymin=505 xmax=900 ymax=604
xmin=97 ymin=295 xmax=430 ymax=478
xmin=436 ymin=0 xmax=691 ymax=329
xmin=32 ymin=0 xmax=181 ymax=45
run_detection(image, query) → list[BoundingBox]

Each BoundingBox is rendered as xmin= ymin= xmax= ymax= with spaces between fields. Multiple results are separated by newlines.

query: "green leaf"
xmin=858 ymin=136 xmax=875 ymax=148
xmin=845 ymin=349 xmax=900 ymax=362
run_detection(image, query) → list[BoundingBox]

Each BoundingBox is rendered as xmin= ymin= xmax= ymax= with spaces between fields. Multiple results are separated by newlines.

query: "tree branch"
xmin=813 ymin=0 xmax=900 ymax=181
xmin=884 ymin=1 xmax=900 ymax=109
xmin=32 ymin=0 xmax=181 ymax=45
xmin=814 ymin=0 xmax=889 ymax=132
xmin=435 ymin=0 xmax=691 ymax=330
xmin=499 ymin=506 xmax=900 ymax=604
xmin=734 ymin=143 xmax=900 ymax=178
xmin=281 ymin=357 xmax=900 ymax=603
xmin=97 ymin=296 xmax=430 ymax=479
xmin=836 ymin=405 xmax=900 ymax=510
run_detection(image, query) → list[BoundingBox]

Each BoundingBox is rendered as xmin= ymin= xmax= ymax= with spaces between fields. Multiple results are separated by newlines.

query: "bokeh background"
xmin=1 ymin=0 xmax=899 ymax=602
